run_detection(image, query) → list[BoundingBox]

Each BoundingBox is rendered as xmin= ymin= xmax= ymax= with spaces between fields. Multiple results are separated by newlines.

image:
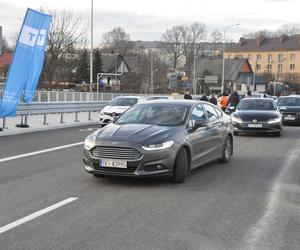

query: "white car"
xmin=99 ymin=96 xmax=146 ymax=126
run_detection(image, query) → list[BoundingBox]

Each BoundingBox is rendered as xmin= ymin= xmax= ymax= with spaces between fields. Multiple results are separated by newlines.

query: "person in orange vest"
xmin=218 ymin=93 xmax=228 ymax=111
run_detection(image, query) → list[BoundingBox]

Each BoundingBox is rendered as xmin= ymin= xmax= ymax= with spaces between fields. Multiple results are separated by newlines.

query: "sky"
xmin=1 ymin=0 xmax=299 ymax=46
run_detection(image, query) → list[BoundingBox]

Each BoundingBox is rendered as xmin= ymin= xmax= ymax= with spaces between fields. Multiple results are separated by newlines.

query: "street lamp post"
xmin=193 ymin=50 xmax=196 ymax=95
xmin=90 ymin=0 xmax=93 ymax=92
xmin=221 ymin=23 xmax=240 ymax=94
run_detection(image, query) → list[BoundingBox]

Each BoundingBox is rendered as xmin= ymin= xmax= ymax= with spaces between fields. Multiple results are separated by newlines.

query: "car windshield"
xmin=277 ymin=97 xmax=300 ymax=106
xmin=237 ymin=99 xmax=276 ymax=111
xmin=116 ymin=104 xmax=188 ymax=126
xmin=109 ymin=98 xmax=138 ymax=106
xmin=147 ymin=96 xmax=168 ymax=100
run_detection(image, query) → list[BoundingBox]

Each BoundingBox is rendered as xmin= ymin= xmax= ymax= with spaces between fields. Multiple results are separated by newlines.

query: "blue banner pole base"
xmin=16 ymin=123 xmax=30 ymax=128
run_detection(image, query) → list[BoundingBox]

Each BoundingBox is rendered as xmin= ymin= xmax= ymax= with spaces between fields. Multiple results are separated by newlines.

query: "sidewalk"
xmin=0 ymin=111 xmax=100 ymax=136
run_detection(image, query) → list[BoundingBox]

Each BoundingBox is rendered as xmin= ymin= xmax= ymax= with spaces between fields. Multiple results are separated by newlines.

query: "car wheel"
xmin=233 ymin=131 xmax=239 ymax=136
xmin=218 ymin=136 xmax=233 ymax=163
xmin=172 ymin=148 xmax=188 ymax=183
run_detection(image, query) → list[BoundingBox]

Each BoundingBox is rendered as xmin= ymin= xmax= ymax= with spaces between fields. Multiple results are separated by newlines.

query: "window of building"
xmin=256 ymin=54 xmax=261 ymax=61
xmin=236 ymin=84 xmax=242 ymax=90
xmin=267 ymin=54 xmax=272 ymax=62
xmin=278 ymin=64 xmax=283 ymax=72
xmin=290 ymin=64 xmax=295 ymax=70
xmin=267 ymin=64 xmax=272 ymax=72
xmin=256 ymin=64 xmax=261 ymax=71
xmin=290 ymin=53 xmax=296 ymax=61
xmin=290 ymin=74 xmax=295 ymax=81
xmin=278 ymin=54 xmax=284 ymax=62
xmin=247 ymin=54 xmax=251 ymax=60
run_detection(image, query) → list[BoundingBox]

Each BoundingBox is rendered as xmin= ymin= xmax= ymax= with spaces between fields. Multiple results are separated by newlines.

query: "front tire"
xmin=172 ymin=148 xmax=188 ymax=183
xmin=218 ymin=136 xmax=233 ymax=163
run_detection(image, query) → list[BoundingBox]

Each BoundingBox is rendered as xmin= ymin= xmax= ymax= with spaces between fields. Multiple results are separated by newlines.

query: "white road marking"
xmin=0 ymin=142 xmax=84 ymax=163
xmin=0 ymin=197 xmax=78 ymax=234
xmin=246 ymin=142 xmax=300 ymax=249
xmin=79 ymin=128 xmax=99 ymax=132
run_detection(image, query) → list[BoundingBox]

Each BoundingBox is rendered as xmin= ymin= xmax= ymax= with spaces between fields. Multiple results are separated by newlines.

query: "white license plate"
xmin=99 ymin=159 xmax=127 ymax=168
xmin=248 ymin=123 xmax=262 ymax=128
xmin=284 ymin=116 xmax=296 ymax=120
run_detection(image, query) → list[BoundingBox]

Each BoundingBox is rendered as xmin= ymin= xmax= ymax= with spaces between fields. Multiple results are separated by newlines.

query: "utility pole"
xmin=0 ymin=26 xmax=2 ymax=56
xmin=193 ymin=49 xmax=196 ymax=95
xmin=90 ymin=0 xmax=93 ymax=92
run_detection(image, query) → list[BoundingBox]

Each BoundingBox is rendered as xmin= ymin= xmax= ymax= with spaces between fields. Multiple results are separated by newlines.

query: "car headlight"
xmin=231 ymin=115 xmax=243 ymax=123
xmin=142 ymin=140 xmax=174 ymax=151
xmin=268 ymin=117 xmax=282 ymax=124
xmin=84 ymin=131 xmax=98 ymax=150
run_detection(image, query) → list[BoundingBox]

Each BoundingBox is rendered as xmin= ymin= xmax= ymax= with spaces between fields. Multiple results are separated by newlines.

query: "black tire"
xmin=172 ymin=148 xmax=188 ymax=183
xmin=218 ymin=136 xmax=233 ymax=163
xmin=93 ymin=173 xmax=105 ymax=178
xmin=233 ymin=131 xmax=239 ymax=136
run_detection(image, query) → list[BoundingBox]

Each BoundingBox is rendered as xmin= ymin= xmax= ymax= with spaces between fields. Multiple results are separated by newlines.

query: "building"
xmin=0 ymin=51 xmax=12 ymax=84
xmin=194 ymin=57 xmax=267 ymax=94
xmin=225 ymin=35 xmax=300 ymax=89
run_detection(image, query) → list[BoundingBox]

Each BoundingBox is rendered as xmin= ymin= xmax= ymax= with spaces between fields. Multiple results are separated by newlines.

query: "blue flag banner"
xmin=0 ymin=8 xmax=51 ymax=117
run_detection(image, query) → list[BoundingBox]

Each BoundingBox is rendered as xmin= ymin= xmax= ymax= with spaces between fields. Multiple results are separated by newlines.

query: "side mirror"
xmin=194 ymin=119 xmax=208 ymax=129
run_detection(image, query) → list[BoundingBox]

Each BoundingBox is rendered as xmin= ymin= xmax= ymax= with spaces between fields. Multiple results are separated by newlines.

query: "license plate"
xmin=99 ymin=159 xmax=127 ymax=168
xmin=248 ymin=123 xmax=262 ymax=128
xmin=284 ymin=116 xmax=296 ymax=120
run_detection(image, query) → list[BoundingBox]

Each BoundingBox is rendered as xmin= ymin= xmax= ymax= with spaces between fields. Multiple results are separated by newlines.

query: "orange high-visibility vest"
xmin=219 ymin=96 xmax=228 ymax=109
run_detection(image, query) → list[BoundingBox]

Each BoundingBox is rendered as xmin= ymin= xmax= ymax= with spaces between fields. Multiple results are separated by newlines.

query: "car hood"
xmin=102 ymin=105 xmax=130 ymax=114
xmin=95 ymin=123 xmax=182 ymax=144
xmin=278 ymin=106 xmax=300 ymax=112
xmin=234 ymin=110 xmax=279 ymax=121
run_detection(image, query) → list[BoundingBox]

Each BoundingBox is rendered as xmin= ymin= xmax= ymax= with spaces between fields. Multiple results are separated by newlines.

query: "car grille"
xmin=94 ymin=164 xmax=138 ymax=173
xmin=90 ymin=146 xmax=142 ymax=160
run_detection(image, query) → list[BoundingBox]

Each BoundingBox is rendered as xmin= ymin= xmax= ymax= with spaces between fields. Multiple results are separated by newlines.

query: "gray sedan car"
xmin=83 ymin=100 xmax=233 ymax=183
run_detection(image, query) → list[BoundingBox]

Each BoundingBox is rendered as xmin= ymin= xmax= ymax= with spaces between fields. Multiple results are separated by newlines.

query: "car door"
xmin=186 ymin=104 xmax=213 ymax=169
xmin=202 ymin=103 xmax=225 ymax=157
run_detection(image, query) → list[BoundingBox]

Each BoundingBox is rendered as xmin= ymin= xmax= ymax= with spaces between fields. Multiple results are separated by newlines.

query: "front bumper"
xmin=99 ymin=114 xmax=113 ymax=126
xmin=281 ymin=112 xmax=300 ymax=124
xmin=83 ymin=143 xmax=178 ymax=177
xmin=233 ymin=122 xmax=282 ymax=133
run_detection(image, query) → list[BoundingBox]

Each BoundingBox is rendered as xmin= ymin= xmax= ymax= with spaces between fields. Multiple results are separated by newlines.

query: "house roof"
xmin=101 ymin=53 xmax=130 ymax=73
xmin=196 ymin=57 xmax=253 ymax=81
xmin=0 ymin=52 xmax=12 ymax=68
xmin=227 ymin=35 xmax=300 ymax=52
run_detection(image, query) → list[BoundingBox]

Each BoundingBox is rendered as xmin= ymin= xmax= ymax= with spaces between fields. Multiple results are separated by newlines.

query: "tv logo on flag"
xmin=19 ymin=25 xmax=47 ymax=47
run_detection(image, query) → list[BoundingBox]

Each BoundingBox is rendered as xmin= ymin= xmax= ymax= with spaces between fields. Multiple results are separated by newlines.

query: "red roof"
xmin=0 ymin=52 xmax=13 ymax=68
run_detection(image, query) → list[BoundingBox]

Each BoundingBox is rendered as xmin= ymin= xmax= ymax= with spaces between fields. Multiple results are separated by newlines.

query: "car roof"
xmin=278 ymin=95 xmax=300 ymax=98
xmin=114 ymin=96 xmax=143 ymax=99
xmin=138 ymin=99 xmax=205 ymax=107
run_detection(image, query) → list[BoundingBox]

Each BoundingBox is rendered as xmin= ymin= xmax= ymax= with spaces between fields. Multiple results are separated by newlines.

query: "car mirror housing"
xmin=194 ymin=119 xmax=208 ymax=129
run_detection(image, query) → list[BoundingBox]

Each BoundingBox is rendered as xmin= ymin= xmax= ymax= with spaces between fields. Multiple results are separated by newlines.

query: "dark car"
xmin=231 ymin=98 xmax=283 ymax=136
xmin=277 ymin=95 xmax=300 ymax=125
xmin=83 ymin=100 xmax=233 ymax=183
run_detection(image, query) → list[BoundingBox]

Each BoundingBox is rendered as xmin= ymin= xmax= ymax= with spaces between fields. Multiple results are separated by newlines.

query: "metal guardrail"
xmin=1 ymin=101 xmax=108 ymax=129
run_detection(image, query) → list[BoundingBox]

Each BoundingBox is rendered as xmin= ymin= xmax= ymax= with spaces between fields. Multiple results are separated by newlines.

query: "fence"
xmin=1 ymin=101 xmax=108 ymax=129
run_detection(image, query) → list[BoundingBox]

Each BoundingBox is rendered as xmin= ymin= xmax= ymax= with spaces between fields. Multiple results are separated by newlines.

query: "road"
xmin=0 ymin=126 xmax=299 ymax=250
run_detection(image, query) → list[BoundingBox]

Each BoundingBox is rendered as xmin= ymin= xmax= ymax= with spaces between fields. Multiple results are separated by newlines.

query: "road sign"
xmin=204 ymin=75 xmax=218 ymax=84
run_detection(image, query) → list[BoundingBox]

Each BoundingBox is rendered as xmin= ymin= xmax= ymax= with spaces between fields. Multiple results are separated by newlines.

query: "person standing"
xmin=245 ymin=90 xmax=252 ymax=98
xmin=200 ymin=94 xmax=209 ymax=101
xmin=228 ymin=91 xmax=240 ymax=109
xmin=209 ymin=94 xmax=218 ymax=105
xmin=218 ymin=93 xmax=228 ymax=111
xmin=184 ymin=90 xmax=193 ymax=100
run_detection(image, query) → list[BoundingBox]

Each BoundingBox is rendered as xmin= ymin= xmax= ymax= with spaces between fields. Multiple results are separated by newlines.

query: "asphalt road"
xmin=0 ymin=126 xmax=299 ymax=250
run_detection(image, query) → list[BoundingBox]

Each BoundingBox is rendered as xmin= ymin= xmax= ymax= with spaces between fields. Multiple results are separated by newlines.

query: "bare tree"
xmin=102 ymin=27 xmax=130 ymax=54
xmin=40 ymin=8 xmax=86 ymax=88
xmin=180 ymin=22 xmax=207 ymax=75
xmin=277 ymin=23 xmax=300 ymax=36
xmin=211 ymin=29 xmax=222 ymax=56
xmin=161 ymin=26 xmax=184 ymax=70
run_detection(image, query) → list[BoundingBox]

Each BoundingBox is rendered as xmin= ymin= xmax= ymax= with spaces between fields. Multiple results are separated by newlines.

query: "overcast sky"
xmin=1 ymin=0 xmax=299 ymax=46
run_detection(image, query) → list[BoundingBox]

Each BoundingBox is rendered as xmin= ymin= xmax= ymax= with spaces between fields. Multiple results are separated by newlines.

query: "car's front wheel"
xmin=218 ymin=136 xmax=233 ymax=163
xmin=172 ymin=148 xmax=188 ymax=183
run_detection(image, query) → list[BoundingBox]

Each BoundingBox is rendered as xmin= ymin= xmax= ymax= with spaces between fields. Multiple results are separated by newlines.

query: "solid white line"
xmin=0 ymin=197 xmax=78 ymax=234
xmin=0 ymin=142 xmax=84 ymax=163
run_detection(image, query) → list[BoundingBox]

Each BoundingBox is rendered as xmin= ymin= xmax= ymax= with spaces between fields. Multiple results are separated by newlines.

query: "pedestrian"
xmin=209 ymin=94 xmax=218 ymax=105
xmin=245 ymin=90 xmax=252 ymax=98
xmin=228 ymin=91 xmax=240 ymax=109
xmin=218 ymin=93 xmax=228 ymax=111
xmin=200 ymin=94 xmax=209 ymax=101
xmin=184 ymin=90 xmax=192 ymax=100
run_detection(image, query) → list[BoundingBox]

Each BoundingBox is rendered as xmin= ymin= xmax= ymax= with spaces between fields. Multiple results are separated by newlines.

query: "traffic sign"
xmin=204 ymin=75 xmax=218 ymax=84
